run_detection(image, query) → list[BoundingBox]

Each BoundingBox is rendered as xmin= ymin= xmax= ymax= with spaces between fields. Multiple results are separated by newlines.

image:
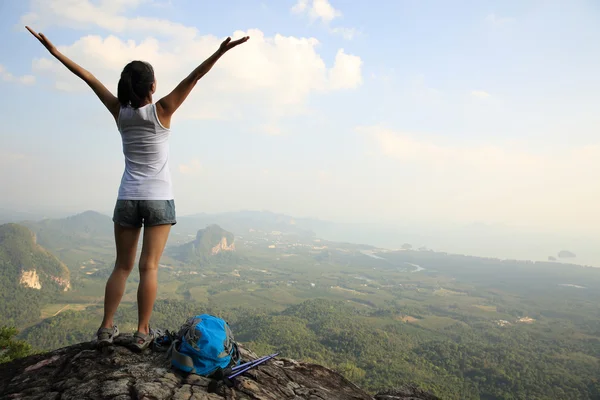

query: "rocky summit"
xmin=0 ymin=337 xmax=439 ymax=400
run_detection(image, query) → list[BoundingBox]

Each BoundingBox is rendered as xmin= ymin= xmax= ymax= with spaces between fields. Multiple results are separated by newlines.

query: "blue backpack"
xmin=169 ymin=314 xmax=241 ymax=376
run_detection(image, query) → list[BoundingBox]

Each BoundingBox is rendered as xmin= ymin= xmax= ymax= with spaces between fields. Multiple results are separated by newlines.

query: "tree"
xmin=402 ymin=243 xmax=413 ymax=250
xmin=0 ymin=326 xmax=33 ymax=363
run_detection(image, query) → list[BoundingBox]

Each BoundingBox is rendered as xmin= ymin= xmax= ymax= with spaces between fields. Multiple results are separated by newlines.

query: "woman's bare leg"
xmin=137 ymin=224 xmax=171 ymax=334
xmin=101 ymin=223 xmax=141 ymax=329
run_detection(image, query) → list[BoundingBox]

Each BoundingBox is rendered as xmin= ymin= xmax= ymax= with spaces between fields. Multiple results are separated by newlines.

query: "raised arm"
xmin=156 ymin=36 xmax=249 ymax=128
xmin=26 ymin=26 xmax=120 ymax=122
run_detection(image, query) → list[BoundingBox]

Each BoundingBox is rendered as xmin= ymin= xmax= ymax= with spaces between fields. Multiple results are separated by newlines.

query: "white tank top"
xmin=116 ymin=103 xmax=173 ymax=200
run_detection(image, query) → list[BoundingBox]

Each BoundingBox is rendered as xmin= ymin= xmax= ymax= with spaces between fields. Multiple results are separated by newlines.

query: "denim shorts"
xmin=112 ymin=200 xmax=177 ymax=228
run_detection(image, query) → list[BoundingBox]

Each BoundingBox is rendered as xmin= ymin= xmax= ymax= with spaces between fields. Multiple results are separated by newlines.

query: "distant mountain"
xmin=5 ymin=208 xmax=598 ymax=266
xmin=169 ymin=224 xmax=235 ymax=262
xmin=0 ymin=223 xmax=71 ymax=326
xmin=22 ymin=210 xmax=113 ymax=250
xmin=175 ymin=211 xmax=411 ymax=249
xmin=175 ymin=210 xmax=317 ymax=237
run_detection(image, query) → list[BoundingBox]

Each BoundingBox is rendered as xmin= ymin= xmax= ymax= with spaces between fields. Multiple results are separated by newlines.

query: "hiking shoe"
xmin=130 ymin=329 xmax=157 ymax=353
xmin=96 ymin=325 xmax=119 ymax=348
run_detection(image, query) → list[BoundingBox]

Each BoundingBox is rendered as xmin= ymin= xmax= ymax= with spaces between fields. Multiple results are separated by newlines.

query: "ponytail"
xmin=117 ymin=71 xmax=141 ymax=108
xmin=117 ymin=61 xmax=155 ymax=108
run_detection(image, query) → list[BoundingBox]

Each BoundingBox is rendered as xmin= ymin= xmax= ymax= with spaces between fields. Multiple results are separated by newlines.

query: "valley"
xmin=1 ymin=211 xmax=600 ymax=399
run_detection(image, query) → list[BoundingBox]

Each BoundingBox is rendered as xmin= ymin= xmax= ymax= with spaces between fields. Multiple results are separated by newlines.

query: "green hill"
xmin=21 ymin=211 xmax=114 ymax=269
xmin=23 ymin=210 xmax=113 ymax=250
xmin=169 ymin=224 xmax=235 ymax=262
xmin=0 ymin=223 xmax=70 ymax=327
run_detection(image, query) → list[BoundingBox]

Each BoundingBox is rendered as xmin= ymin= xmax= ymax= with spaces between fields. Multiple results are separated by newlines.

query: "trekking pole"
xmin=228 ymin=352 xmax=279 ymax=379
xmin=231 ymin=354 xmax=272 ymax=371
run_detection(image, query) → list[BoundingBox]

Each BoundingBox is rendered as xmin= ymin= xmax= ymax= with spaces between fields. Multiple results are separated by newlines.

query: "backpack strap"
xmin=229 ymin=342 xmax=241 ymax=367
xmin=168 ymin=339 xmax=196 ymax=373
xmin=152 ymin=330 xmax=175 ymax=352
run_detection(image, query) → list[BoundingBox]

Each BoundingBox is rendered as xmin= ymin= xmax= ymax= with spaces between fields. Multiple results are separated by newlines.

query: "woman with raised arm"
xmin=26 ymin=26 xmax=249 ymax=351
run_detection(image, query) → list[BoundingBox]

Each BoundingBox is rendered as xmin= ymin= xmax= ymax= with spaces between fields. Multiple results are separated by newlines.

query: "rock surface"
xmin=0 ymin=338 xmax=440 ymax=400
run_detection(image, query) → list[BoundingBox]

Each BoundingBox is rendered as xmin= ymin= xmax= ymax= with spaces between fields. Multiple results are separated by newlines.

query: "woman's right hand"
xmin=26 ymin=26 xmax=57 ymax=54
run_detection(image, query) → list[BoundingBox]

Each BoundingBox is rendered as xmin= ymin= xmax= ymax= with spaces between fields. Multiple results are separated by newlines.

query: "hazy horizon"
xmin=2 ymin=0 xmax=599 ymax=263
xmin=2 ymin=204 xmax=598 ymax=268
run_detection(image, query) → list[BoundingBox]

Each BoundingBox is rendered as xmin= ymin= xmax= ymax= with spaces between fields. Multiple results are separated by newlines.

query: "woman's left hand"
xmin=219 ymin=36 xmax=250 ymax=54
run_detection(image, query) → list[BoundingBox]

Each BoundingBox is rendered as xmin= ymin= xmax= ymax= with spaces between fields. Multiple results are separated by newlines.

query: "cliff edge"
xmin=0 ymin=337 xmax=440 ymax=400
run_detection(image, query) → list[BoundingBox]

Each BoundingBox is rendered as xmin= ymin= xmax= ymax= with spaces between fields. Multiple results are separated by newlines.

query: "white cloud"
xmin=292 ymin=0 xmax=309 ymax=14
xmin=292 ymin=0 xmax=341 ymax=23
xmin=360 ymin=126 xmax=538 ymax=168
xmin=0 ymin=64 xmax=36 ymax=85
xmin=328 ymin=49 xmax=363 ymax=90
xmin=471 ymin=90 xmax=491 ymax=98
xmin=178 ymin=159 xmax=202 ymax=175
xmin=485 ymin=13 xmax=516 ymax=26
xmin=23 ymin=1 xmax=362 ymax=121
xmin=21 ymin=0 xmax=198 ymax=40
xmin=359 ymin=125 xmax=600 ymax=228
xmin=98 ymin=0 xmax=145 ymax=14
xmin=292 ymin=0 xmax=357 ymax=40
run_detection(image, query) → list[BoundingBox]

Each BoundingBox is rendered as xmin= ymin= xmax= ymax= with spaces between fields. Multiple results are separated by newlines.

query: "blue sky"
xmin=1 ymin=0 xmax=599 ymax=238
